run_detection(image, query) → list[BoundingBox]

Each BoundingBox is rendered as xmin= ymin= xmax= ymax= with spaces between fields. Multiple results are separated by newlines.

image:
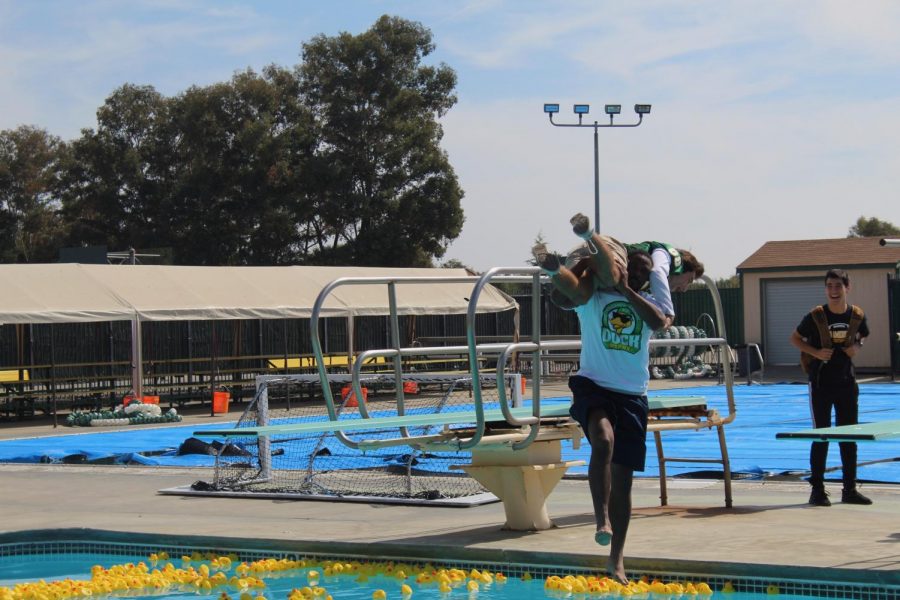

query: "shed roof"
xmin=737 ymin=237 xmax=900 ymax=272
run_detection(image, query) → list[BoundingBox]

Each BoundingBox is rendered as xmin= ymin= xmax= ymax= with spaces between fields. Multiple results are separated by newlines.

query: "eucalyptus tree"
xmin=297 ymin=15 xmax=464 ymax=267
xmin=0 ymin=125 xmax=67 ymax=262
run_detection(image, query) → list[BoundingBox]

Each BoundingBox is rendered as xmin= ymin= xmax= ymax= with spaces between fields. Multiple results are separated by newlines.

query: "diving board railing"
xmin=304 ymin=268 xmax=737 ymax=506
xmin=308 ymin=269 xmax=547 ymax=451
xmin=203 ymin=268 xmax=738 ymax=519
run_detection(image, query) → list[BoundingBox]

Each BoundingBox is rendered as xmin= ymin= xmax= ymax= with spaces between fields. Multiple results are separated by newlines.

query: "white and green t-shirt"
xmin=573 ymin=289 xmax=661 ymax=395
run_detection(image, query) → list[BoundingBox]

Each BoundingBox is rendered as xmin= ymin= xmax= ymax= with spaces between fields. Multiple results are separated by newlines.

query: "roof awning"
xmin=0 ymin=264 xmax=517 ymax=324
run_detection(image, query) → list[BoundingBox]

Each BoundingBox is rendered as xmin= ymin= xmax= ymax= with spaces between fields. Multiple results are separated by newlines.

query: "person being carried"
xmin=789 ymin=268 xmax=871 ymax=507
xmin=532 ymin=232 xmax=666 ymax=584
xmin=569 ymin=213 xmax=705 ymax=327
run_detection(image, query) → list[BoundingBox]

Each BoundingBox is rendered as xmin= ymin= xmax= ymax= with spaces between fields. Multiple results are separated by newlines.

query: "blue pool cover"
xmin=0 ymin=383 xmax=897 ymax=484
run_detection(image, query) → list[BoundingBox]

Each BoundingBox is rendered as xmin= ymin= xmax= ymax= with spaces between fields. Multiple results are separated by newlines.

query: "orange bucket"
xmin=521 ymin=377 xmax=527 ymax=395
xmin=212 ymin=391 xmax=231 ymax=414
xmin=403 ymin=381 xmax=419 ymax=395
xmin=142 ymin=395 xmax=160 ymax=405
xmin=341 ymin=385 xmax=368 ymax=407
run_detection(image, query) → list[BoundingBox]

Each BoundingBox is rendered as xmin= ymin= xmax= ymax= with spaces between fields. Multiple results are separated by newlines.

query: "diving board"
xmin=193 ymin=396 xmax=707 ymax=440
xmin=194 ymin=402 xmax=575 ymax=439
xmin=776 ymin=420 xmax=900 ymax=442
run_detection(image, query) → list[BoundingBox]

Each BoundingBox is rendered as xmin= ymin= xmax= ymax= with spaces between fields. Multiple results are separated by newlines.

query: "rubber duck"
xmin=372 ymin=589 xmax=387 ymax=600
xmin=766 ymin=584 xmax=779 ymax=595
xmin=400 ymin=584 xmax=412 ymax=597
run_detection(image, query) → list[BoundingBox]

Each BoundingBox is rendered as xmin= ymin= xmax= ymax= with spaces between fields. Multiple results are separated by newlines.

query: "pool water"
xmin=0 ymin=552 xmax=858 ymax=600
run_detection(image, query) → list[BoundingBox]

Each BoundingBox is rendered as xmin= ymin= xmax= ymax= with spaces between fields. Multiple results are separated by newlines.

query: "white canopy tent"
xmin=0 ymin=264 xmax=516 ymax=322
xmin=0 ymin=264 xmax=518 ymax=403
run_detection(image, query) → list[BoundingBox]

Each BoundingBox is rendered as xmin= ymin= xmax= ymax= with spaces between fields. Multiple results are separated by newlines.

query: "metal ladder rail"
xmin=309 ymin=274 xmax=517 ymax=450
xmin=652 ymin=275 xmax=735 ymax=507
xmin=464 ymin=267 xmax=546 ymax=450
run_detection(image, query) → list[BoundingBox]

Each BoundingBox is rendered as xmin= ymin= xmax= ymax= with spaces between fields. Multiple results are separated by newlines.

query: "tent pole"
xmin=131 ymin=317 xmax=143 ymax=399
xmin=210 ymin=322 xmax=218 ymax=417
xmin=347 ymin=315 xmax=354 ymax=367
xmin=50 ymin=324 xmax=57 ymax=428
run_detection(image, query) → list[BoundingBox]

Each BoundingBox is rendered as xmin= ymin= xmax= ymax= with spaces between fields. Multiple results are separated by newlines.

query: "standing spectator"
xmin=789 ymin=268 xmax=871 ymax=506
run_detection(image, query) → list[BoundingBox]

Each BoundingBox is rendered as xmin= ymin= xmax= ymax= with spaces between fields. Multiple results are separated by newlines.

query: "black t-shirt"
xmin=796 ymin=305 xmax=869 ymax=384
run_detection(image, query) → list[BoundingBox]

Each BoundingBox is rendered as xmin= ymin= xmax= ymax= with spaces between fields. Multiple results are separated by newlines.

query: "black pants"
xmin=808 ymin=380 xmax=859 ymax=490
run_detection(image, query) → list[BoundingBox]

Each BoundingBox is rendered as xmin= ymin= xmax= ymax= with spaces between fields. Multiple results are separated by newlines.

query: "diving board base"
xmin=450 ymin=438 xmax=586 ymax=531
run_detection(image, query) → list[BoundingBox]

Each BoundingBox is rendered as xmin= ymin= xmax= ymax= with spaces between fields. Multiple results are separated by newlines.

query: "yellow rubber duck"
xmin=372 ymin=589 xmax=387 ymax=600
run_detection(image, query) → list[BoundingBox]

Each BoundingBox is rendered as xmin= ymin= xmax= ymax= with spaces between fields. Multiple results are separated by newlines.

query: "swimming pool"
xmin=1 ymin=531 xmax=896 ymax=600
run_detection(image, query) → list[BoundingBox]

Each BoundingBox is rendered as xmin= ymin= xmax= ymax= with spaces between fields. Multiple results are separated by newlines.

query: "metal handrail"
xmin=309 ymin=274 xmax=522 ymax=449
xmin=302 ymin=269 xmax=736 ymax=453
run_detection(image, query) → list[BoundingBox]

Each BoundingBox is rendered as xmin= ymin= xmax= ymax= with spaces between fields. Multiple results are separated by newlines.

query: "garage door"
xmin=764 ymin=278 xmax=824 ymax=365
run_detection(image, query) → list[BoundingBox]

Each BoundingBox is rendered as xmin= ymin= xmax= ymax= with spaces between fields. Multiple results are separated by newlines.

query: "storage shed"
xmin=737 ymin=237 xmax=900 ymax=370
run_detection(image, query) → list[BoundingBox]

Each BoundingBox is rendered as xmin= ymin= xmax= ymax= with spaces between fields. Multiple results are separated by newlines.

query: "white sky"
xmin=2 ymin=0 xmax=899 ymax=278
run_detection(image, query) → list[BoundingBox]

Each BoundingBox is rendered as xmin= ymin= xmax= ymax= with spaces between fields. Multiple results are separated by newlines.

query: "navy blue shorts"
xmin=568 ymin=375 xmax=649 ymax=472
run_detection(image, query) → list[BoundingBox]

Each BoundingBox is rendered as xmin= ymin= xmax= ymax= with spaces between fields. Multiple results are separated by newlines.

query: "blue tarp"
xmin=0 ymin=384 xmax=897 ymax=482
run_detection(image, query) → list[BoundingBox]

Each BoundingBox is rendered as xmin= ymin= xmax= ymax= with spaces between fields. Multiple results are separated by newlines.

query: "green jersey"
xmin=626 ymin=241 xmax=684 ymax=275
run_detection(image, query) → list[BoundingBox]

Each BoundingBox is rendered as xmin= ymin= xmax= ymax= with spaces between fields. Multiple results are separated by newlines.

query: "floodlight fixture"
xmin=543 ymin=100 xmax=651 ymax=234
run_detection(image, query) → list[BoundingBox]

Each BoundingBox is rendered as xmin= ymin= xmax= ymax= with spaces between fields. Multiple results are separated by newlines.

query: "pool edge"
xmin=2 ymin=527 xmax=897 ymax=590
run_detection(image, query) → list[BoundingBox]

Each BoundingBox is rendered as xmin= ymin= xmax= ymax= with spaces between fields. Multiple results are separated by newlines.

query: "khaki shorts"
xmin=564 ymin=235 xmax=627 ymax=290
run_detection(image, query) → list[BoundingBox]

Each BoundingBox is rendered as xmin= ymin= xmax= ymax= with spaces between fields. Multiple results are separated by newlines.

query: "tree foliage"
xmin=297 ymin=15 xmax=463 ymax=266
xmin=4 ymin=15 xmax=463 ymax=266
xmin=0 ymin=126 xmax=67 ymax=262
xmin=847 ymin=215 xmax=900 ymax=238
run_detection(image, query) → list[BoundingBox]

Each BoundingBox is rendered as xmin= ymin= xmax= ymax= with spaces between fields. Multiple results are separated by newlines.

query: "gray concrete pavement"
xmin=1 ymin=373 xmax=898 ymax=590
xmin=0 ymin=462 xmax=897 ymax=581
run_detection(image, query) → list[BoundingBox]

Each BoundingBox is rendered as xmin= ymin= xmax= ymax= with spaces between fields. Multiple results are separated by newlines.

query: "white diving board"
xmin=776 ymin=420 xmax=900 ymax=442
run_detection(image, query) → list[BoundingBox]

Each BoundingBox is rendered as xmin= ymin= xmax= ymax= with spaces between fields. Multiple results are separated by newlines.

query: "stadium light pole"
xmin=543 ymin=103 xmax=651 ymax=233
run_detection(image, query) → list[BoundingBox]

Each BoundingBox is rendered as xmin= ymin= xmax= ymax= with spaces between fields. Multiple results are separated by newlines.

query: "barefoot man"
xmin=532 ymin=215 xmax=666 ymax=583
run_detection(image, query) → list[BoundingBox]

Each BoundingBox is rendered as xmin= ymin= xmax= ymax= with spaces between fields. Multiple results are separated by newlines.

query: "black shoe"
xmin=809 ymin=487 xmax=831 ymax=506
xmin=841 ymin=489 xmax=873 ymax=505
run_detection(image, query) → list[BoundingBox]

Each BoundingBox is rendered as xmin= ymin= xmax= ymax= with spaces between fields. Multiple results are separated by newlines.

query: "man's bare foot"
xmin=606 ymin=559 xmax=628 ymax=585
xmin=594 ymin=528 xmax=612 ymax=546
xmin=570 ymin=213 xmax=591 ymax=238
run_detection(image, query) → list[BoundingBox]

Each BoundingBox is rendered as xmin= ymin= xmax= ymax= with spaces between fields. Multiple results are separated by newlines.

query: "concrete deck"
xmin=1 ymin=373 xmax=898 ymax=589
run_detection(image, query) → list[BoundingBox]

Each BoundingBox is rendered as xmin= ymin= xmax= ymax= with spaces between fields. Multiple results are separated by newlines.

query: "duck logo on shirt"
xmin=601 ymin=301 xmax=643 ymax=354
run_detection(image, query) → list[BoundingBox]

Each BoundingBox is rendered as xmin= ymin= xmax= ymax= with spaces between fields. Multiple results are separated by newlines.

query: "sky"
xmin=2 ymin=0 xmax=899 ymax=278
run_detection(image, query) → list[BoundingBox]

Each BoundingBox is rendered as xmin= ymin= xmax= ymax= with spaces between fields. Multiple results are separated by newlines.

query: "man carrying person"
xmin=532 ymin=225 xmax=666 ymax=584
xmin=789 ymin=268 xmax=871 ymax=507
